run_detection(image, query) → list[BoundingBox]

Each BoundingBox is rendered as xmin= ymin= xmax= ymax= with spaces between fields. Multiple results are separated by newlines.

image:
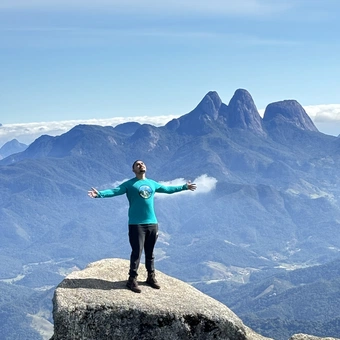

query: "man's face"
xmin=133 ymin=160 xmax=146 ymax=175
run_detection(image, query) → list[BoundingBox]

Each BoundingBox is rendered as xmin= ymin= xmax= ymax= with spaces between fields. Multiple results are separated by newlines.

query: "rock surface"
xmin=51 ymin=258 xmax=272 ymax=340
xmin=263 ymin=100 xmax=318 ymax=132
xmin=225 ymin=89 xmax=264 ymax=135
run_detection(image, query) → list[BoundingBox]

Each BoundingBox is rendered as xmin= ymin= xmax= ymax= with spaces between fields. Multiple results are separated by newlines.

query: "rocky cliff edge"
xmin=50 ymin=258 xmax=271 ymax=340
xmin=50 ymin=258 xmax=339 ymax=340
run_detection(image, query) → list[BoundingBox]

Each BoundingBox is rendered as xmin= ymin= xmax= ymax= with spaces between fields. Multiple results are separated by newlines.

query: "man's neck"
xmin=135 ymin=173 xmax=146 ymax=180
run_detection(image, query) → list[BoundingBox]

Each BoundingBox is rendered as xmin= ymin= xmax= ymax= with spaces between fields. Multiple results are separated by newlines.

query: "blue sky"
xmin=1 ymin=1 xmax=340 ymax=132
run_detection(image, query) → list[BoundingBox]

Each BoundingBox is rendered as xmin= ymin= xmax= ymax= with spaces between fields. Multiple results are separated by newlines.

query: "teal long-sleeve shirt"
xmin=97 ymin=177 xmax=188 ymax=224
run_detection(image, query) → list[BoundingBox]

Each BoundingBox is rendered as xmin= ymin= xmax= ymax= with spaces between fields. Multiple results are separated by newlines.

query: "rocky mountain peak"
xmin=224 ymin=89 xmax=265 ymax=135
xmin=51 ymin=258 xmax=271 ymax=340
xmin=165 ymin=91 xmax=224 ymax=135
xmin=194 ymin=90 xmax=222 ymax=120
xmin=114 ymin=121 xmax=141 ymax=135
xmin=263 ymin=100 xmax=319 ymax=132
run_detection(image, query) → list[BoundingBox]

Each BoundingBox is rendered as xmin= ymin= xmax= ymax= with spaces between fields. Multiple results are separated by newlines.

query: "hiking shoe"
xmin=146 ymin=272 xmax=160 ymax=289
xmin=126 ymin=276 xmax=141 ymax=293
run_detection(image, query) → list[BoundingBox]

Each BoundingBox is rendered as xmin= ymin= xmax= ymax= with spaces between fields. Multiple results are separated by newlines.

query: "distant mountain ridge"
xmin=1 ymin=89 xmax=340 ymax=339
xmin=0 ymin=138 xmax=27 ymax=159
xmin=194 ymin=258 xmax=340 ymax=339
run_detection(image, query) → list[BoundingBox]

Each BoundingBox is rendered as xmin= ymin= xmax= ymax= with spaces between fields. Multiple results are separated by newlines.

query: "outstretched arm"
xmin=155 ymin=180 xmax=197 ymax=194
xmin=88 ymin=185 xmax=127 ymax=198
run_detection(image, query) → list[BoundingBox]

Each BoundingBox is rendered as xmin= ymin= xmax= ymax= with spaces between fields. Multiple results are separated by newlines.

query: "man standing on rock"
xmin=88 ymin=160 xmax=196 ymax=293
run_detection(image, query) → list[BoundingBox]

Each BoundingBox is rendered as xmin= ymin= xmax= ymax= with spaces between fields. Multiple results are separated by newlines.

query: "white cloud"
xmin=303 ymin=105 xmax=340 ymax=137
xmin=304 ymin=104 xmax=340 ymax=122
xmin=305 ymin=106 xmax=340 ymax=137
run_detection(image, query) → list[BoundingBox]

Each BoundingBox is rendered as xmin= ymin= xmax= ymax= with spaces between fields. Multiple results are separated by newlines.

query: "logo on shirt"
xmin=139 ymin=185 xmax=152 ymax=199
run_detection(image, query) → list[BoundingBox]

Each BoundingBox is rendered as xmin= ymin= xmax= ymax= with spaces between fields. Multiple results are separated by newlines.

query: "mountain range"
xmin=1 ymin=89 xmax=340 ymax=339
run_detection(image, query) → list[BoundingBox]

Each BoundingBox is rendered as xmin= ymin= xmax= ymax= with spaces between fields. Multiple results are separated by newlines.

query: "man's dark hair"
xmin=132 ymin=160 xmax=141 ymax=169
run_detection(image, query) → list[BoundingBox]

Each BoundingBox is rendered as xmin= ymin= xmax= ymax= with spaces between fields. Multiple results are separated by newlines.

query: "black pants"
xmin=128 ymin=223 xmax=158 ymax=278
